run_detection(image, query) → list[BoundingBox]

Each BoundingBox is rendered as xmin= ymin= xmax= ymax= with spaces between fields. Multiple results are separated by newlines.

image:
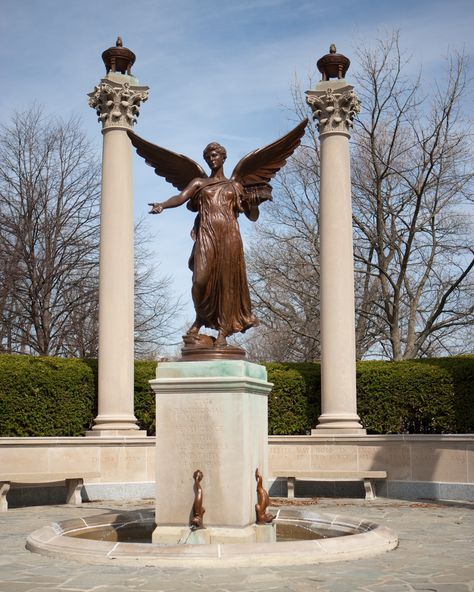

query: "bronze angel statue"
xmin=128 ymin=119 xmax=307 ymax=353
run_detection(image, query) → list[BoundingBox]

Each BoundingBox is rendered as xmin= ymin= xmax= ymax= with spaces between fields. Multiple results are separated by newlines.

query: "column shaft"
xmin=306 ymin=79 xmax=365 ymax=434
xmin=93 ymin=128 xmax=138 ymax=432
xmin=317 ymin=132 xmax=363 ymax=432
xmin=87 ymin=75 xmax=149 ymax=435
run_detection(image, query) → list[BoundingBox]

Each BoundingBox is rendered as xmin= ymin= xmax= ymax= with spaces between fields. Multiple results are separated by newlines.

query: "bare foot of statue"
xmin=187 ymin=320 xmax=202 ymax=336
xmin=215 ymin=333 xmax=228 ymax=348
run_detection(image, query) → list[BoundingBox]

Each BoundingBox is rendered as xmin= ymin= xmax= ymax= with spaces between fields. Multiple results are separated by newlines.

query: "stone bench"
xmin=0 ymin=472 xmax=100 ymax=511
xmin=272 ymin=470 xmax=387 ymax=500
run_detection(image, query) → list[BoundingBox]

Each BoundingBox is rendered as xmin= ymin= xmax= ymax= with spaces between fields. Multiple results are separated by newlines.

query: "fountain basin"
xmin=26 ymin=507 xmax=398 ymax=567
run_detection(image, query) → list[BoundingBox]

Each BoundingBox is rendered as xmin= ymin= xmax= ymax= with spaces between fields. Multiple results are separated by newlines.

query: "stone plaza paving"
xmin=0 ymin=497 xmax=473 ymax=592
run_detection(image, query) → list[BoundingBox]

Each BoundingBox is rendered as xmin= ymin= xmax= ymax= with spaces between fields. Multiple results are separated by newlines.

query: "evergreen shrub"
xmin=356 ymin=360 xmax=457 ymax=433
xmin=0 ymin=354 xmax=96 ymax=436
xmin=0 ymin=354 xmax=472 ymax=436
xmin=134 ymin=361 xmax=156 ymax=435
xmin=265 ymin=363 xmax=320 ymax=434
xmin=264 ymin=356 xmax=473 ymax=434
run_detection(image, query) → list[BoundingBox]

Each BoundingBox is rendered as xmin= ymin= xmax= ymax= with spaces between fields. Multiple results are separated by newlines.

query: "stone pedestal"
xmin=87 ymin=73 xmax=148 ymax=436
xmin=149 ymin=360 xmax=274 ymax=544
xmin=306 ymin=79 xmax=365 ymax=435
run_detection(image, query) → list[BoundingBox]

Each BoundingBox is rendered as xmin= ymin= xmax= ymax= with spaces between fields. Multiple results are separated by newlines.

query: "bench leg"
xmin=363 ymin=479 xmax=376 ymax=500
xmin=287 ymin=477 xmax=295 ymax=499
xmin=65 ymin=478 xmax=83 ymax=505
xmin=0 ymin=482 xmax=11 ymax=512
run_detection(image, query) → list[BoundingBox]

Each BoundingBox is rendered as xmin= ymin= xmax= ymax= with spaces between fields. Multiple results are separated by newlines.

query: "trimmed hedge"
xmin=266 ymin=363 xmax=320 ymax=435
xmin=268 ymin=357 xmax=473 ymax=435
xmin=0 ymin=354 xmax=472 ymax=436
xmin=356 ymin=360 xmax=457 ymax=434
xmin=0 ymin=354 xmax=96 ymax=436
xmin=134 ymin=361 xmax=157 ymax=435
xmin=414 ymin=357 xmax=474 ymax=434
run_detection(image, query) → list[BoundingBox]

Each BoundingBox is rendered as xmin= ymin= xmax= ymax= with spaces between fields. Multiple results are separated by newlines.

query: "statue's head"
xmin=203 ymin=142 xmax=227 ymax=162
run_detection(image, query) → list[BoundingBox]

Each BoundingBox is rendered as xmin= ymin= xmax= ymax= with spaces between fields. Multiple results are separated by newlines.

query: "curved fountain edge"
xmin=26 ymin=508 xmax=398 ymax=568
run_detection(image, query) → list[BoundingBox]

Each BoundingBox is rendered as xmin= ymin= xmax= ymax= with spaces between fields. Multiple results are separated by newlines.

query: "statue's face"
xmin=205 ymin=149 xmax=226 ymax=171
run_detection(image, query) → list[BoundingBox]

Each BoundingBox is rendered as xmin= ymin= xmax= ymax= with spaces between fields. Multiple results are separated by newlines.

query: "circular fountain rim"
xmin=26 ymin=507 xmax=398 ymax=568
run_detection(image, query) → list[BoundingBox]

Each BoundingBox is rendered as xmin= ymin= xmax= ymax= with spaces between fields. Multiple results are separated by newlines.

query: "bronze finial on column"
xmin=89 ymin=39 xmax=148 ymax=132
xmin=317 ymin=44 xmax=350 ymax=81
xmin=102 ymin=37 xmax=136 ymax=75
xmin=190 ymin=469 xmax=205 ymax=529
xmin=306 ymin=46 xmax=360 ymax=136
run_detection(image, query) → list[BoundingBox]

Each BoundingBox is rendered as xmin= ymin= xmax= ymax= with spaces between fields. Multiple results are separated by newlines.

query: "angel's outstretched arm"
xmin=148 ymin=178 xmax=203 ymax=214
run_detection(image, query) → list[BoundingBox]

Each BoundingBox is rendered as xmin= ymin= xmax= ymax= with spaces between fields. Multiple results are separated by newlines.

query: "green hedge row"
xmin=0 ymin=355 xmax=157 ymax=437
xmin=0 ymin=354 xmax=472 ymax=436
xmin=266 ymin=357 xmax=474 ymax=435
xmin=0 ymin=355 xmax=96 ymax=436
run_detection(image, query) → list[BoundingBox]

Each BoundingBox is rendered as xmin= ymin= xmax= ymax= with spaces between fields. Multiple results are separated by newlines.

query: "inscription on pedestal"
xmin=167 ymin=400 xmax=234 ymax=473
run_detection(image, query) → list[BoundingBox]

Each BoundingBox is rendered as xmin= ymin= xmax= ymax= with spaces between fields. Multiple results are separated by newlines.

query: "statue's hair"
xmin=203 ymin=142 xmax=227 ymax=160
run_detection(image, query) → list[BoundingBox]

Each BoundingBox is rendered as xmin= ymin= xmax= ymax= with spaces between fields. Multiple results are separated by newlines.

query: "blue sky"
xmin=2 ymin=0 xmax=473 ymax=343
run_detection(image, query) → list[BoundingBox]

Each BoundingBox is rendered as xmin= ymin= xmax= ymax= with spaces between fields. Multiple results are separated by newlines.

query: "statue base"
xmin=181 ymin=334 xmax=246 ymax=361
xmin=149 ymin=360 xmax=273 ymax=534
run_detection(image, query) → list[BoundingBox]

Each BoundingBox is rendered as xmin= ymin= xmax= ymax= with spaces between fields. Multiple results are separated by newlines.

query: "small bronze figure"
xmin=190 ymin=469 xmax=205 ymax=529
xmin=255 ymin=468 xmax=274 ymax=524
xmin=129 ymin=120 xmax=307 ymax=353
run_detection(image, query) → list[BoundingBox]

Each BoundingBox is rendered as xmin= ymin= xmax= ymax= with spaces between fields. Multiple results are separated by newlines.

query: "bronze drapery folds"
xmin=128 ymin=119 xmax=307 ymax=357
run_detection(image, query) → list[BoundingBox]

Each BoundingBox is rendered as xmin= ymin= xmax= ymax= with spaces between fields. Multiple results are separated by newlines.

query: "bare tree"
xmin=246 ymin=137 xmax=322 ymax=361
xmin=0 ymin=107 xmax=182 ymax=358
xmin=133 ymin=219 xmax=183 ymax=359
xmin=247 ymin=33 xmax=473 ymax=361
xmin=0 ymin=108 xmax=101 ymax=356
xmin=247 ymin=81 xmax=380 ymax=361
xmin=352 ymin=33 xmax=474 ymax=359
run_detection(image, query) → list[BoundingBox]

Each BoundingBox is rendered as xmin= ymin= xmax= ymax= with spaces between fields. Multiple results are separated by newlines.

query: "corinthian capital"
xmin=306 ymin=82 xmax=360 ymax=136
xmin=88 ymin=78 xmax=149 ymax=130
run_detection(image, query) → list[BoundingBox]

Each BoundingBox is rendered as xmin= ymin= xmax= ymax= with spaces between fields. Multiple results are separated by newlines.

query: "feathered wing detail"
xmin=231 ymin=119 xmax=308 ymax=187
xmin=230 ymin=119 xmax=307 ymax=221
xmin=128 ymin=130 xmax=207 ymax=191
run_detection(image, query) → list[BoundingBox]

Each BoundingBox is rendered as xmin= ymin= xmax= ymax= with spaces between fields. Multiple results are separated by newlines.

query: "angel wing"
xmin=230 ymin=119 xmax=307 ymax=220
xmin=128 ymin=130 xmax=207 ymax=192
xmin=231 ymin=119 xmax=307 ymax=188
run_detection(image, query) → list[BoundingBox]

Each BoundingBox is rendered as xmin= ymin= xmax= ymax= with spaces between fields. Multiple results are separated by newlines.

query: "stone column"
xmin=306 ymin=74 xmax=365 ymax=434
xmin=87 ymin=74 xmax=149 ymax=435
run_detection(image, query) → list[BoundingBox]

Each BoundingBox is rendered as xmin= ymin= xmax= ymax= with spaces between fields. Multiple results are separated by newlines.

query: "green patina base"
xmin=155 ymin=359 xmax=268 ymax=382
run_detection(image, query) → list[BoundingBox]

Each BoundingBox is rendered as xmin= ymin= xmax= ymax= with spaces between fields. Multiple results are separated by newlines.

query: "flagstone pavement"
xmin=1 ymin=497 xmax=473 ymax=592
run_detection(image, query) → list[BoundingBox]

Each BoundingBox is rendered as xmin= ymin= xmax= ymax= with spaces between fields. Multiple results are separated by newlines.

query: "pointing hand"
xmin=148 ymin=202 xmax=164 ymax=214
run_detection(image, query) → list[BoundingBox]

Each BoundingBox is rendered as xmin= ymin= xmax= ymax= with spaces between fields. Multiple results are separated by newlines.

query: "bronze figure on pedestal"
xmin=190 ymin=469 xmax=205 ymax=529
xmin=128 ymin=119 xmax=307 ymax=358
xmin=255 ymin=468 xmax=274 ymax=524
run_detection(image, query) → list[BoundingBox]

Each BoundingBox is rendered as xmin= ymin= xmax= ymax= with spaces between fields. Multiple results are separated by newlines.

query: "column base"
xmin=85 ymin=429 xmax=147 ymax=437
xmin=312 ymin=413 xmax=366 ymax=435
xmin=86 ymin=414 xmax=145 ymax=436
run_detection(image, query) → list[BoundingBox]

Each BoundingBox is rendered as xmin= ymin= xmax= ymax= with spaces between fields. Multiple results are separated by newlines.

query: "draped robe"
xmin=187 ymin=179 xmax=257 ymax=336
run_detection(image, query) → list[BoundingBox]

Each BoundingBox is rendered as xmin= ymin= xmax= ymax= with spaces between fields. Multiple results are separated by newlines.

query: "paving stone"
xmin=0 ymin=499 xmax=473 ymax=592
xmin=0 ymin=584 xmax=42 ymax=592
